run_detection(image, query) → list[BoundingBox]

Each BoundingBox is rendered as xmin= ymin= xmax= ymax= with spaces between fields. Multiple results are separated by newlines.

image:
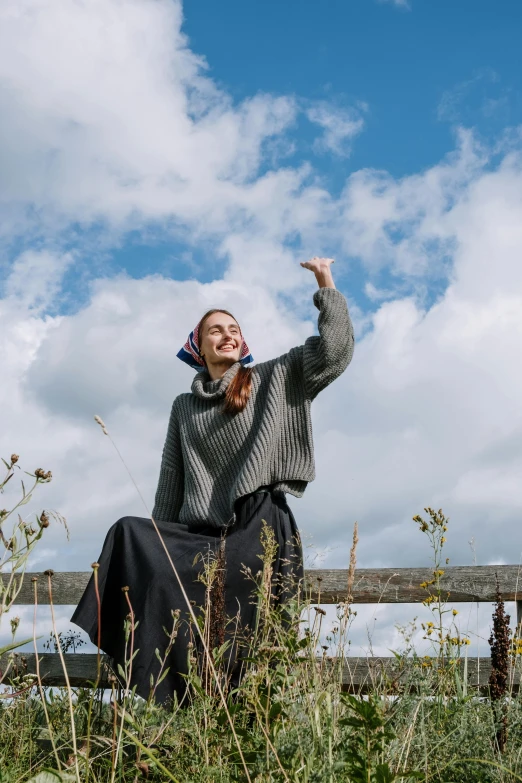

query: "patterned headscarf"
xmin=177 ymin=318 xmax=254 ymax=371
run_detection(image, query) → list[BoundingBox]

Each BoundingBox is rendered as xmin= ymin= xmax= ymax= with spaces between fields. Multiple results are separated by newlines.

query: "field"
xmin=2 ymin=454 xmax=522 ymax=783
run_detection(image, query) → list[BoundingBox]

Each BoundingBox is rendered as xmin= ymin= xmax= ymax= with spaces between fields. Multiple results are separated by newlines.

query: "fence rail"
xmin=3 ymin=652 xmax=519 ymax=692
xmin=5 ymin=565 xmax=522 ymax=607
xmin=3 ymin=565 xmax=522 ymax=692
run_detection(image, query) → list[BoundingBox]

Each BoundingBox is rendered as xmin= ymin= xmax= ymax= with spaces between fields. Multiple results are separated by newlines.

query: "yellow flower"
xmin=441 ymin=537 xmax=446 ymax=544
xmin=452 ymin=609 xmax=458 ymax=616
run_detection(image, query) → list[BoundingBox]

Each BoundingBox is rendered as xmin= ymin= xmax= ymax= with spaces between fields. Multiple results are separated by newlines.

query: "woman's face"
xmin=199 ymin=312 xmax=242 ymax=366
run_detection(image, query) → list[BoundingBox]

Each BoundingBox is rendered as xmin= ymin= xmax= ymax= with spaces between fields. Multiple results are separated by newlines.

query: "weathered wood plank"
xmin=5 ymin=566 xmax=522 ymax=606
xmin=2 ymin=653 xmax=519 ymax=691
xmin=1 ymin=653 xmax=112 ymax=687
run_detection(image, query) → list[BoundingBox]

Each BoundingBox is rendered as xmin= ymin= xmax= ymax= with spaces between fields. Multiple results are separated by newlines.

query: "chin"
xmin=218 ymin=352 xmax=240 ymax=363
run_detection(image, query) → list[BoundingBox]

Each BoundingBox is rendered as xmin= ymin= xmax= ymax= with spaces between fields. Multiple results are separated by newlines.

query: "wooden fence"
xmin=3 ymin=565 xmax=522 ymax=691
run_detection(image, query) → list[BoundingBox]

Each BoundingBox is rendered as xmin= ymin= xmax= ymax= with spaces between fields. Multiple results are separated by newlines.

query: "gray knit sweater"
xmin=152 ymin=287 xmax=354 ymax=529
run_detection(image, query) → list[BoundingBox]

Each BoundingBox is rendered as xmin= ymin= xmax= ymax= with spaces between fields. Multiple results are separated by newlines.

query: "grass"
xmin=2 ymin=452 xmax=522 ymax=782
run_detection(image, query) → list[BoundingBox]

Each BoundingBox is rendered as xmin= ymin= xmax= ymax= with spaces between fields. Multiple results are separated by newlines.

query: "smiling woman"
xmin=198 ymin=309 xmax=254 ymax=415
xmin=71 ymin=257 xmax=355 ymax=707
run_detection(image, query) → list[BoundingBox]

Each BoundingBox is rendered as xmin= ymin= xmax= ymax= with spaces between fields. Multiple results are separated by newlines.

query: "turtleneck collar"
xmin=191 ymin=361 xmax=241 ymax=400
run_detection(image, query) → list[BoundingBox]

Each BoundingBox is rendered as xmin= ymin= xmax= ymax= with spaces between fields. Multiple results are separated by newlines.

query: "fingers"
xmin=301 ymin=257 xmax=335 ymax=266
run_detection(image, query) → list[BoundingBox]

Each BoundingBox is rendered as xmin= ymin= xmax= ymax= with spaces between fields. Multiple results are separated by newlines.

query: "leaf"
xmin=374 ymin=763 xmax=396 ymax=783
xmin=269 ymin=701 xmax=283 ymax=719
xmin=18 ymin=493 xmax=33 ymax=506
xmin=156 ymin=667 xmax=171 ymax=686
xmin=0 ymin=636 xmax=39 ymax=657
xmin=26 ymin=770 xmax=76 ymax=782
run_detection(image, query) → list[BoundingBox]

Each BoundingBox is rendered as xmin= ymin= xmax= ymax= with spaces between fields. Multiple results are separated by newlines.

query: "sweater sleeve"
xmin=298 ymin=287 xmax=355 ymax=401
xmin=151 ymin=399 xmax=185 ymax=523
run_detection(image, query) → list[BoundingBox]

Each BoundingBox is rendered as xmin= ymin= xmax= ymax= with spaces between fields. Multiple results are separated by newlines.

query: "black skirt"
xmin=71 ymin=488 xmax=303 ymax=706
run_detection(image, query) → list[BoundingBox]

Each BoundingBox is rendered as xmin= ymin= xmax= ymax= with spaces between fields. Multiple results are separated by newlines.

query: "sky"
xmin=1 ymin=0 xmax=522 ymax=657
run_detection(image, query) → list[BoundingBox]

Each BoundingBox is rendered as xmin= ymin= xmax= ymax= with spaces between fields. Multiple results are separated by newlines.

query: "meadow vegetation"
xmin=2 ymin=453 xmax=522 ymax=783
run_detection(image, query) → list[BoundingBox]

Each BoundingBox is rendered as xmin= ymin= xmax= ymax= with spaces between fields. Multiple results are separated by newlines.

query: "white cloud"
xmin=306 ymin=102 xmax=366 ymax=157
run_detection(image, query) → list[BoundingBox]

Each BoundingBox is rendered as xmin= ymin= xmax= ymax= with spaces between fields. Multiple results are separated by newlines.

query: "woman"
xmin=71 ymin=257 xmax=354 ymax=707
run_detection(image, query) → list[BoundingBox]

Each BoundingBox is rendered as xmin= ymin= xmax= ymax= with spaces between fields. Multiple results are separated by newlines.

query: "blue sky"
xmin=1 ymin=0 xmax=522 ymax=654
xmin=182 ymin=0 xmax=522 ymax=175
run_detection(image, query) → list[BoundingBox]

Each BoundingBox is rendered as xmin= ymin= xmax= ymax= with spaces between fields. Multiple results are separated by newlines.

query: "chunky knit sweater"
xmin=152 ymin=287 xmax=354 ymax=529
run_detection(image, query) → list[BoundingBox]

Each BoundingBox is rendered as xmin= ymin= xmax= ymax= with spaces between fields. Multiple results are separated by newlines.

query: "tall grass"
xmin=2 ymin=453 xmax=522 ymax=782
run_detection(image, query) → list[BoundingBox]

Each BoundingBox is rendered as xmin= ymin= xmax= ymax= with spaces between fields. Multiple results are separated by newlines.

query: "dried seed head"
xmin=10 ymin=454 xmax=19 ymax=464
xmin=44 ymin=569 xmax=54 ymax=577
xmin=94 ymin=415 xmax=108 ymax=435
xmin=34 ymin=468 xmax=52 ymax=482
xmin=31 ymin=576 xmax=38 ymax=583
xmin=91 ymin=562 xmax=100 ymax=570
xmin=39 ymin=511 xmax=50 ymax=528
xmin=314 ymin=607 xmax=326 ymax=615
xmin=10 ymin=617 xmax=20 ymax=634
xmin=121 ymin=585 xmax=129 ymax=592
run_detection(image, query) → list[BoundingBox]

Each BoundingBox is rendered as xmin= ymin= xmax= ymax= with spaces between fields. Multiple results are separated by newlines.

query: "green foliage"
xmin=3 ymin=463 xmax=522 ymax=782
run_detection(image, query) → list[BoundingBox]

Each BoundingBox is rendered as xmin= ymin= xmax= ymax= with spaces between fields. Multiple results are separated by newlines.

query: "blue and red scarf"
xmin=177 ymin=321 xmax=254 ymax=370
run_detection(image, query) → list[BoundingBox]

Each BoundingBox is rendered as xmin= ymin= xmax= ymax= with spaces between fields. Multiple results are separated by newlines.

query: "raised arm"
xmin=151 ymin=399 xmax=185 ymax=523
xmin=298 ymin=257 xmax=354 ymax=400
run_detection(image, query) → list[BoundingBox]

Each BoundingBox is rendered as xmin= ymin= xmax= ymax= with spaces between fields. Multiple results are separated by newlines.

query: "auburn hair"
xmin=198 ymin=309 xmax=253 ymax=415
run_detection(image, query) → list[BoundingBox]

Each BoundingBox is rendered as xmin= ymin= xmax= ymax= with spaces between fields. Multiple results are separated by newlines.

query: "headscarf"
xmin=177 ymin=319 xmax=254 ymax=371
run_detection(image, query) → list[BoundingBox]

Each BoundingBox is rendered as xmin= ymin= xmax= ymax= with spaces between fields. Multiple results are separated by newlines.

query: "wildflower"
xmin=419 ymin=581 xmax=428 ymax=589
xmin=452 ymin=609 xmax=458 ymax=616
xmin=443 ymin=525 xmax=448 ymax=531
xmin=10 ymin=617 xmax=20 ymax=635
xmin=10 ymin=454 xmax=19 ymax=464
xmin=39 ymin=511 xmax=50 ymax=528
xmin=441 ymin=537 xmax=446 ymax=544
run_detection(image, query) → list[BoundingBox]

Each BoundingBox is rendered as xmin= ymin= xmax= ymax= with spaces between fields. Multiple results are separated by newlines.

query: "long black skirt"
xmin=71 ymin=489 xmax=303 ymax=707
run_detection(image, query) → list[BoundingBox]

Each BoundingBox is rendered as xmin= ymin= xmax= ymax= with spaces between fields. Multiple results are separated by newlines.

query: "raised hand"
xmin=300 ymin=257 xmax=336 ymax=289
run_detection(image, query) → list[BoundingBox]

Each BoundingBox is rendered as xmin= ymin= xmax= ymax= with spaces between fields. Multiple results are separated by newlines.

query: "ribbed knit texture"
xmin=152 ymin=287 xmax=354 ymax=529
